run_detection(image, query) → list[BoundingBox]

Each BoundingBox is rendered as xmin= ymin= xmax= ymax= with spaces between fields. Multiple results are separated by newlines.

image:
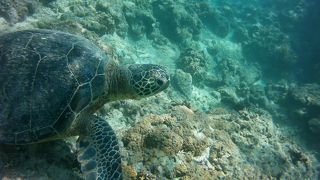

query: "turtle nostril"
xmin=156 ymin=79 xmax=164 ymax=86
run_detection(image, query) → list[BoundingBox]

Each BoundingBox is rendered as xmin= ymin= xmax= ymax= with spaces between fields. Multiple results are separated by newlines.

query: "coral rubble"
xmin=121 ymin=106 xmax=318 ymax=179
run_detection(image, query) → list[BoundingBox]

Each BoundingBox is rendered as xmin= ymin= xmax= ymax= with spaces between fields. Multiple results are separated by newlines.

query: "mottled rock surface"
xmin=292 ymin=83 xmax=320 ymax=107
xmin=172 ymin=69 xmax=193 ymax=97
xmin=0 ymin=0 xmax=38 ymax=24
xmin=177 ymin=48 xmax=208 ymax=83
xmin=120 ymin=106 xmax=319 ymax=179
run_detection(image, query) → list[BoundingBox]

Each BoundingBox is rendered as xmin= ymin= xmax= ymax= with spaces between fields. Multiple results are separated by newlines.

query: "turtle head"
xmin=127 ymin=64 xmax=170 ymax=99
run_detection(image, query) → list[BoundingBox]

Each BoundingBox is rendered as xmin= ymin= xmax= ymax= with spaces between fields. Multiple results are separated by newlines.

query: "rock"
xmin=241 ymin=25 xmax=297 ymax=79
xmin=291 ymin=83 xmax=320 ymax=107
xmin=172 ymin=69 xmax=193 ymax=97
xmin=232 ymin=26 xmax=249 ymax=42
xmin=193 ymin=2 xmax=229 ymax=38
xmin=122 ymin=164 xmax=138 ymax=180
xmin=177 ymin=47 xmax=208 ymax=83
xmin=265 ymin=81 xmax=290 ymax=104
xmin=0 ymin=0 xmax=38 ymax=24
xmin=174 ymin=164 xmax=187 ymax=177
xmin=144 ymin=129 xmax=184 ymax=155
xmin=0 ymin=140 xmax=82 ymax=179
xmin=152 ymin=0 xmax=202 ymax=43
xmin=203 ymin=74 xmax=223 ymax=88
xmin=123 ymin=1 xmax=155 ymax=40
xmin=219 ymin=87 xmax=241 ymax=107
xmin=308 ymin=117 xmax=320 ymax=134
xmin=206 ymin=40 xmax=219 ymax=56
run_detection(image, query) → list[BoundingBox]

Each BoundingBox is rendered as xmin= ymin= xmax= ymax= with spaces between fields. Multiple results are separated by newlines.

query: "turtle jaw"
xmin=128 ymin=64 xmax=170 ymax=99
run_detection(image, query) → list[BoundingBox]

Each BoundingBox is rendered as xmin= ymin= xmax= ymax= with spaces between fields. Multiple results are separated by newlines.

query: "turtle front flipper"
xmin=77 ymin=115 xmax=122 ymax=180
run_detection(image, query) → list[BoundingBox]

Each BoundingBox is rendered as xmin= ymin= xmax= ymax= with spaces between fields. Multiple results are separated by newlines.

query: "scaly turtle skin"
xmin=0 ymin=29 xmax=169 ymax=180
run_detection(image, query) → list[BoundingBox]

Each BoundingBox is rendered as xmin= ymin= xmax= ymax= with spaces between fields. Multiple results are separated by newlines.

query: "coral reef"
xmin=286 ymin=83 xmax=320 ymax=135
xmin=123 ymin=1 xmax=155 ymax=40
xmin=0 ymin=0 xmax=38 ymax=24
xmin=177 ymin=47 xmax=208 ymax=83
xmin=33 ymin=0 xmax=204 ymax=45
xmin=172 ymin=69 xmax=193 ymax=97
xmin=205 ymin=40 xmax=219 ymax=56
xmin=241 ymin=26 xmax=297 ymax=79
xmin=193 ymin=1 xmax=230 ymax=38
xmin=291 ymin=83 xmax=320 ymax=107
xmin=0 ymin=0 xmax=320 ymax=179
xmin=265 ymin=80 xmax=290 ymax=104
xmin=209 ymin=0 xmax=300 ymax=80
xmin=120 ymin=106 xmax=319 ymax=179
xmin=152 ymin=0 xmax=202 ymax=44
xmin=308 ymin=117 xmax=320 ymax=134
xmin=0 ymin=140 xmax=81 ymax=179
xmin=32 ymin=0 xmax=128 ymax=37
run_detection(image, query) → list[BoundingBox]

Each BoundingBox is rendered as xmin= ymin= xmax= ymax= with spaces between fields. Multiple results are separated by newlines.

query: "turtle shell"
xmin=0 ymin=29 xmax=108 ymax=144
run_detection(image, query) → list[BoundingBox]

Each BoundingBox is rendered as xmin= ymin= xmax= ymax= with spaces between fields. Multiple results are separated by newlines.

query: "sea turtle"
xmin=0 ymin=29 xmax=169 ymax=180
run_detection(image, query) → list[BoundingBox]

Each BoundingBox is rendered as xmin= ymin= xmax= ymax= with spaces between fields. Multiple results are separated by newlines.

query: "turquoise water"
xmin=0 ymin=0 xmax=319 ymax=179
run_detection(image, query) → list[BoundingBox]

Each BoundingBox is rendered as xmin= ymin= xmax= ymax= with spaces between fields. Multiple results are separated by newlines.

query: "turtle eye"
xmin=156 ymin=79 xmax=164 ymax=86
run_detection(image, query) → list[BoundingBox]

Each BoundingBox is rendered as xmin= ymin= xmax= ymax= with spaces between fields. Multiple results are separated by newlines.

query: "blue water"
xmin=0 ymin=0 xmax=319 ymax=179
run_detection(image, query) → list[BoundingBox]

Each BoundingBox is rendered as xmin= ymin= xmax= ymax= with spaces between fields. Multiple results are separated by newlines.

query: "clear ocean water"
xmin=0 ymin=0 xmax=319 ymax=179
